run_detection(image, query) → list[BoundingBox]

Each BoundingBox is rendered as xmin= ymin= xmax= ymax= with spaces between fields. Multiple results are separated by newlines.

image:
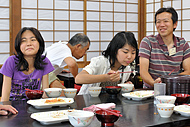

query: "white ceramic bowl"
xmin=68 ymin=110 xmax=94 ymax=127
xmin=118 ymin=84 xmax=134 ymax=92
xmin=63 ymin=88 xmax=77 ymax=98
xmin=88 ymin=87 xmax=102 ymax=97
xmin=44 ymin=88 xmax=62 ymax=98
xmin=155 ymin=95 xmax=176 ymax=104
xmin=156 ymin=104 xmax=175 ymax=118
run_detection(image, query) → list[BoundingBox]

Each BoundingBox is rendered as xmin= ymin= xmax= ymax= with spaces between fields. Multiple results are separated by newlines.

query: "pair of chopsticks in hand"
xmin=107 ymin=71 xmax=137 ymax=75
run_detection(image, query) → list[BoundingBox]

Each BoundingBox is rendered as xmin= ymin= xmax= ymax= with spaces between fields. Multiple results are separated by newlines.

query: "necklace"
xmin=27 ymin=69 xmax=34 ymax=82
xmin=29 ymin=73 xmax=33 ymax=82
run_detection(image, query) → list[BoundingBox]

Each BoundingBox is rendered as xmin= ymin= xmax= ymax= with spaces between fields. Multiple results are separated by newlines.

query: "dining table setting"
xmin=1 ymin=83 xmax=190 ymax=127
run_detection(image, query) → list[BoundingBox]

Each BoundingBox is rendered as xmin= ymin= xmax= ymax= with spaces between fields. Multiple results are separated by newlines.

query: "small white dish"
xmin=31 ymin=109 xmax=76 ymax=125
xmin=174 ymin=105 xmax=190 ymax=117
xmin=31 ymin=110 xmax=69 ymax=125
xmin=122 ymin=90 xmax=154 ymax=101
xmin=63 ymin=88 xmax=77 ymax=98
xmin=88 ymin=87 xmax=102 ymax=97
xmin=27 ymin=98 xmax=74 ymax=109
xmin=156 ymin=103 xmax=175 ymax=118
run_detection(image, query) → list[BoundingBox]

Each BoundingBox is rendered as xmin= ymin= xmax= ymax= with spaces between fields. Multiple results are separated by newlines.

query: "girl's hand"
xmin=0 ymin=105 xmax=18 ymax=115
xmin=107 ymin=70 xmax=120 ymax=82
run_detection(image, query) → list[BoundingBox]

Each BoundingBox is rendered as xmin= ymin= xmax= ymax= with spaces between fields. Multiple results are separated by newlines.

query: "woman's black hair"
xmin=14 ymin=27 xmax=47 ymax=71
xmin=102 ymin=31 xmax=139 ymax=69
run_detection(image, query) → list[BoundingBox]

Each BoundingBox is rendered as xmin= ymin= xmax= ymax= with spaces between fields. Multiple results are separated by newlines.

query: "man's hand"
xmin=154 ymin=77 xmax=162 ymax=84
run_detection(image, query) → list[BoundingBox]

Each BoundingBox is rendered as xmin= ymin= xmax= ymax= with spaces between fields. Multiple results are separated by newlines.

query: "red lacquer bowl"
xmin=105 ymin=86 xmax=122 ymax=95
xmin=95 ymin=109 xmax=120 ymax=127
xmin=171 ymin=93 xmax=190 ymax=105
xmin=25 ymin=90 xmax=43 ymax=99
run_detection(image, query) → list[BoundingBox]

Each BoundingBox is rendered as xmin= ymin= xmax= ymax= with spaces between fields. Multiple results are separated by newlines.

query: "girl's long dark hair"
xmin=102 ymin=31 xmax=139 ymax=69
xmin=14 ymin=27 xmax=47 ymax=71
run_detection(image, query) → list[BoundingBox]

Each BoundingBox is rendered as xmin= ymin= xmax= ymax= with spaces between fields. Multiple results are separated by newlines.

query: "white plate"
xmin=174 ymin=105 xmax=190 ymax=117
xmin=31 ymin=110 xmax=75 ymax=125
xmin=122 ymin=90 xmax=154 ymax=101
xmin=27 ymin=98 xmax=74 ymax=109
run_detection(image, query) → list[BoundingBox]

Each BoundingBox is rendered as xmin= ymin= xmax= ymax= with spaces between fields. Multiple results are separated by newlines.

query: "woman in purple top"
xmin=0 ymin=27 xmax=54 ymax=101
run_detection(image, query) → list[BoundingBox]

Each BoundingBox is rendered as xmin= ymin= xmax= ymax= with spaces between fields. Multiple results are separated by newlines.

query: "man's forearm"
xmin=68 ymin=65 xmax=78 ymax=78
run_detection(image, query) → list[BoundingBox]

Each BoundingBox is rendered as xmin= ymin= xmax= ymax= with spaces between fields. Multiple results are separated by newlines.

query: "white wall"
xmin=146 ymin=0 xmax=190 ymax=45
xmin=0 ymin=0 xmax=138 ymax=64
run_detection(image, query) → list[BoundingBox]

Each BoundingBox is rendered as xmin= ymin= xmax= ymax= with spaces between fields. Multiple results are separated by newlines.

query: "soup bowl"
xmin=88 ymin=87 xmax=102 ymax=97
xmin=44 ymin=88 xmax=62 ymax=98
xmin=118 ymin=83 xmax=134 ymax=92
xmin=105 ymin=86 xmax=122 ymax=97
xmin=95 ymin=109 xmax=120 ymax=127
xmin=63 ymin=88 xmax=77 ymax=98
xmin=25 ymin=90 xmax=43 ymax=99
xmin=68 ymin=110 xmax=94 ymax=127
xmin=155 ymin=95 xmax=176 ymax=104
xmin=171 ymin=93 xmax=190 ymax=105
xmin=156 ymin=104 xmax=175 ymax=118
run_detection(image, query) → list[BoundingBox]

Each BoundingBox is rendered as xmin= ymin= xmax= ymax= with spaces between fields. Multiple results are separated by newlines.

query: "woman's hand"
xmin=0 ymin=105 xmax=18 ymax=115
xmin=125 ymin=81 xmax=133 ymax=84
xmin=107 ymin=70 xmax=120 ymax=82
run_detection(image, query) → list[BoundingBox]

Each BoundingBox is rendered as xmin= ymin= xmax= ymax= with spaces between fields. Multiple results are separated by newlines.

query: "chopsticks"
xmin=152 ymin=69 xmax=175 ymax=78
xmin=107 ymin=71 xmax=137 ymax=75
xmin=168 ymin=69 xmax=175 ymax=75
xmin=25 ymin=88 xmax=43 ymax=94
xmin=96 ymin=107 xmax=123 ymax=117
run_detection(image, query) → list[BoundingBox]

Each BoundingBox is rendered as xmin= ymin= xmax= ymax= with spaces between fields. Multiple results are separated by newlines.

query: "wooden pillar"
xmin=10 ymin=0 xmax=21 ymax=55
xmin=83 ymin=0 xmax=87 ymax=67
xmin=138 ymin=0 xmax=146 ymax=47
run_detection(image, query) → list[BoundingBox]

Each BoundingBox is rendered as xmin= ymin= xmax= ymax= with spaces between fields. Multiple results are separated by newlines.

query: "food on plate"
xmin=129 ymin=91 xmax=153 ymax=97
xmin=45 ymin=98 xmax=66 ymax=104
xmin=49 ymin=109 xmax=75 ymax=118
xmin=50 ymin=111 xmax=66 ymax=118
xmin=175 ymin=105 xmax=190 ymax=113
xmin=68 ymin=109 xmax=75 ymax=112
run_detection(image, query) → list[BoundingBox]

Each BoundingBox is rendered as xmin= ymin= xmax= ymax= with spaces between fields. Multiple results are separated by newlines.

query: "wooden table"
xmin=1 ymin=93 xmax=190 ymax=127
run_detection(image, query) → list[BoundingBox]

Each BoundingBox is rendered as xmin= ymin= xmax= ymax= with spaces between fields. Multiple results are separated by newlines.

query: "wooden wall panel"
xmin=10 ymin=0 xmax=21 ymax=55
